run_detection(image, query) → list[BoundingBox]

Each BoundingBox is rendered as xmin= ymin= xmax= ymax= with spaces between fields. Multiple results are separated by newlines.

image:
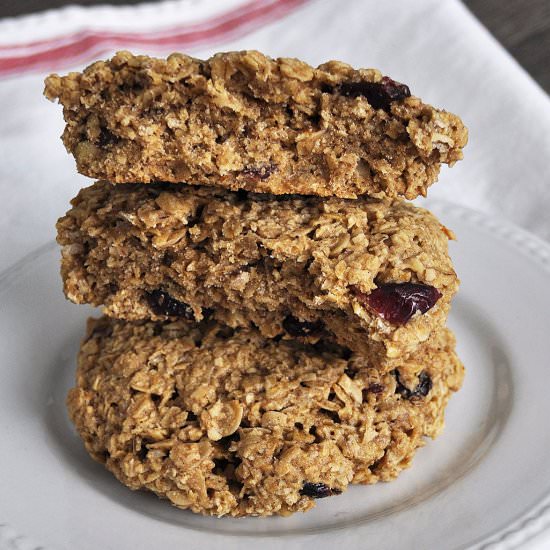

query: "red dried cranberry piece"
xmin=300 ymin=482 xmax=342 ymax=499
xmin=338 ymin=76 xmax=411 ymax=111
xmin=241 ymin=163 xmax=277 ymax=181
xmin=283 ymin=315 xmax=325 ymax=337
xmin=394 ymin=370 xmax=432 ymax=400
xmin=355 ymin=282 xmax=442 ymax=325
xmin=145 ymin=290 xmax=195 ymax=319
xmin=366 ymin=383 xmax=385 ymax=394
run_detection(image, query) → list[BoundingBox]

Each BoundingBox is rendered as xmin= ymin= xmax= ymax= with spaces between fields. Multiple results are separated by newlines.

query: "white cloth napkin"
xmin=1 ymin=0 xmax=549 ymax=270
xmin=0 ymin=1 xmax=549 ymax=548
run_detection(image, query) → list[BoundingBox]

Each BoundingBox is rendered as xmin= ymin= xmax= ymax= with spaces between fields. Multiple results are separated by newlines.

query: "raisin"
xmin=367 ymin=383 xmax=385 ymax=394
xmin=283 ymin=315 xmax=325 ymax=337
xmin=338 ymin=76 xmax=411 ymax=111
xmin=145 ymin=289 xmax=195 ymax=319
xmin=394 ymin=370 xmax=432 ymax=400
xmin=241 ymin=163 xmax=277 ymax=181
xmin=354 ymin=282 xmax=441 ymax=325
xmin=300 ymin=482 xmax=342 ymax=499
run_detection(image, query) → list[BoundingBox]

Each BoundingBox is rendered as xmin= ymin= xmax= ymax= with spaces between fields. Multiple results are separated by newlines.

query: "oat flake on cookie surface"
xmin=67 ymin=317 xmax=464 ymax=517
xmin=57 ymin=181 xmax=459 ymax=366
xmin=45 ymin=50 xmax=467 ymax=199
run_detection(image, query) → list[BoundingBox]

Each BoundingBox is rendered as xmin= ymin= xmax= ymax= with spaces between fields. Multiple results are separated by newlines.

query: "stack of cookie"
xmin=45 ymin=50 xmax=467 ymax=517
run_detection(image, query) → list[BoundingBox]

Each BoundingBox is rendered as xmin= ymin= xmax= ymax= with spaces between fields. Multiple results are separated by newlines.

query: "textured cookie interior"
xmin=68 ymin=317 xmax=464 ymax=517
xmin=45 ymin=50 xmax=467 ymax=199
xmin=57 ymin=181 xmax=458 ymax=364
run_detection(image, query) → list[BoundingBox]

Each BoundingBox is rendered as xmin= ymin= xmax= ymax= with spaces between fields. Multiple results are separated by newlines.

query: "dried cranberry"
xmin=354 ymin=282 xmax=441 ymax=325
xmin=145 ymin=289 xmax=195 ymax=319
xmin=394 ymin=370 xmax=432 ymax=400
xmin=300 ymin=482 xmax=342 ymax=499
xmin=241 ymin=163 xmax=276 ymax=181
xmin=338 ymin=76 xmax=411 ymax=111
xmin=283 ymin=315 xmax=325 ymax=337
xmin=366 ymin=383 xmax=385 ymax=394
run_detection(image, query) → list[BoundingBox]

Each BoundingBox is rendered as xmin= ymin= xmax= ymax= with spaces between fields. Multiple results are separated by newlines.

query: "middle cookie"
xmin=57 ymin=181 xmax=458 ymax=365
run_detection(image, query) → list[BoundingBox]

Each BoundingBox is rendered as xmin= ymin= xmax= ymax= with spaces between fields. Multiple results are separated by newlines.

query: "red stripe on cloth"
xmin=0 ymin=0 xmax=308 ymax=77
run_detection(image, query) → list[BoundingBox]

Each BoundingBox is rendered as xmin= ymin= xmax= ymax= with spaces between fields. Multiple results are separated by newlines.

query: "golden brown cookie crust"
xmin=45 ymin=50 xmax=467 ymax=199
xmin=57 ymin=181 xmax=459 ymax=364
xmin=67 ymin=317 xmax=464 ymax=517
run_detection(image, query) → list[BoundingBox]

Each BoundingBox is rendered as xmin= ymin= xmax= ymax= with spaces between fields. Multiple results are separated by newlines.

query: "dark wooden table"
xmin=1 ymin=0 xmax=549 ymax=93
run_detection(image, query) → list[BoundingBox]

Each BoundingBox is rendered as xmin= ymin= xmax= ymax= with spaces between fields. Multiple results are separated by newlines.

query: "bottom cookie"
xmin=67 ymin=317 xmax=464 ymax=517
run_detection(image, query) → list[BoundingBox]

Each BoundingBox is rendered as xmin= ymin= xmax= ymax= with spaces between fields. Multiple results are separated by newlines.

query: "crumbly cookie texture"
xmin=67 ymin=317 xmax=464 ymax=517
xmin=44 ymin=50 xmax=467 ymax=199
xmin=57 ymin=181 xmax=459 ymax=364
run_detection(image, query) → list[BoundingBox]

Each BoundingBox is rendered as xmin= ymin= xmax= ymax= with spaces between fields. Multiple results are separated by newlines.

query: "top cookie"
xmin=44 ymin=50 xmax=467 ymax=199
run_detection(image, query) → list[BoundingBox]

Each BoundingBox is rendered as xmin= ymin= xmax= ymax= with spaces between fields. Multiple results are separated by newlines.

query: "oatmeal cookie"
xmin=57 ymin=181 xmax=459 ymax=364
xmin=67 ymin=317 xmax=464 ymax=517
xmin=45 ymin=50 xmax=467 ymax=199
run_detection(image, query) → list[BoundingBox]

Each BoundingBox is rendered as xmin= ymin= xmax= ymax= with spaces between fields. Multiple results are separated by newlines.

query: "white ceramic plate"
xmin=1 ymin=200 xmax=550 ymax=550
